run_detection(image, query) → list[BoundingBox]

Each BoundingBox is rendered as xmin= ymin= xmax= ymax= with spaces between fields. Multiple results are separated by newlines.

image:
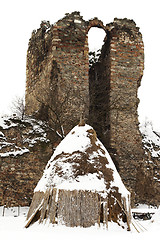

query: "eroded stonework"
xmin=89 ymin=18 xmax=155 ymax=204
xmin=0 ymin=12 xmax=159 ymax=207
xmin=24 ymin=12 xmax=159 ymax=205
xmin=0 ymin=117 xmax=54 ymax=206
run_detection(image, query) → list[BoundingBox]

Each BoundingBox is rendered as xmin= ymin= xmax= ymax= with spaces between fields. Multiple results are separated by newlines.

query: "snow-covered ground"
xmin=140 ymin=120 xmax=160 ymax=158
xmin=0 ymin=206 xmax=159 ymax=240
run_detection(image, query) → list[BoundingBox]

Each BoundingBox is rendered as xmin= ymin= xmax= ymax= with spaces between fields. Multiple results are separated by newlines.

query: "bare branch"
xmin=10 ymin=96 xmax=25 ymax=120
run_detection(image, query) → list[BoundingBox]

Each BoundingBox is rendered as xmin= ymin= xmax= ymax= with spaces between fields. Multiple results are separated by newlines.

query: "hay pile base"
xmin=25 ymin=188 xmax=131 ymax=230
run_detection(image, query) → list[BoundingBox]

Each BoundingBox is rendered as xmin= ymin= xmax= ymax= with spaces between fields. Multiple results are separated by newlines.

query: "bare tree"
xmin=36 ymin=84 xmax=71 ymax=140
xmin=10 ymin=96 xmax=25 ymax=120
xmin=35 ymin=80 xmax=88 ymax=140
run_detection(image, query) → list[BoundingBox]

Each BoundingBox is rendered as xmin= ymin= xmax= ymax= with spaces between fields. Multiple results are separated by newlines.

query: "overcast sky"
xmin=0 ymin=0 xmax=160 ymax=129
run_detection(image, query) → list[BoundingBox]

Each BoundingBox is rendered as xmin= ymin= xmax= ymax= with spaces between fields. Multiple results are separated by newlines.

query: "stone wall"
xmin=0 ymin=117 xmax=54 ymax=207
xmin=25 ymin=12 xmax=107 ymax=134
xmin=25 ymin=12 xmax=90 ymax=134
xmin=1 ymin=12 xmax=159 ymax=206
xmin=89 ymin=18 xmax=158 ymax=205
xmin=108 ymin=19 xmax=145 ymax=203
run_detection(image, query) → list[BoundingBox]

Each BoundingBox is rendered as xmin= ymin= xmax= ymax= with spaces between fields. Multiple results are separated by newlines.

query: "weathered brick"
xmin=1 ymin=13 xmax=159 ymax=207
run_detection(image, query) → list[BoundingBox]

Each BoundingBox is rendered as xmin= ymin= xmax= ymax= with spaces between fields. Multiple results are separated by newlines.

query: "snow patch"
xmin=0 ymin=148 xmax=29 ymax=157
xmin=151 ymin=207 xmax=160 ymax=223
xmin=0 ymin=117 xmax=17 ymax=129
xmin=74 ymin=19 xmax=81 ymax=24
xmin=50 ymin=124 xmax=92 ymax=158
xmin=0 ymin=116 xmax=50 ymax=157
xmin=53 ymin=173 xmax=106 ymax=192
xmin=1 ymin=207 xmax=160 ymax=239
xmin=140 ymin=121 xmax=160 ymax=157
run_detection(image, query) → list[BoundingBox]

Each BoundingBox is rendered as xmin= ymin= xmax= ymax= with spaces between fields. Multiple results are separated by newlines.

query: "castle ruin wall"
xmin=0 ymin=12 xmax=159 ymax=207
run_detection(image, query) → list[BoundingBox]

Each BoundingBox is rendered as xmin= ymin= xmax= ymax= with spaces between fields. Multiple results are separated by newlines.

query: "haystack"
xmin=25 ymin=124 xmax=131 ymax=230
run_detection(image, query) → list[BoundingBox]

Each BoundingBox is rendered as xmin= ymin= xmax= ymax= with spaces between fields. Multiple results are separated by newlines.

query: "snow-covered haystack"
xmin=25 ymin=123 xmax=131 ymax=230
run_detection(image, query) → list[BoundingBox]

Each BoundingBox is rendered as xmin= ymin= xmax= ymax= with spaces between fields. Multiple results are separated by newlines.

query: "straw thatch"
xmin=25 ymin=124 xmax=131 ymax=230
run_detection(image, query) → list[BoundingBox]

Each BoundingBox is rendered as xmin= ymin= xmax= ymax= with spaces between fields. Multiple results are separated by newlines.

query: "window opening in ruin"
xmin=88 ymin=27 xmax=106 ymax=68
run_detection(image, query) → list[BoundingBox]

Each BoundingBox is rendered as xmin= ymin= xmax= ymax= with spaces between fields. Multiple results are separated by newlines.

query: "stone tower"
xmin=25 ymin=12 xmax=152 ymax=204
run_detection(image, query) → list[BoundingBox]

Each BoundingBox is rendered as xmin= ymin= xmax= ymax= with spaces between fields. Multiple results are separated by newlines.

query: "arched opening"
xmin=88 ymin=27 xmax=106 ymax=67
xmin=88 ymin=27 xmax=110 ymax=151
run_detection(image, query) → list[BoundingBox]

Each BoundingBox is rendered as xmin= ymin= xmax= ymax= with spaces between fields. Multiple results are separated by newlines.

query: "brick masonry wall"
xmin=25 ymin=12 xmax=90 ymax=134
xmin=0 ymin=118 xmax=54 ymax=207
xmin=1 ymin=13 xmax=159 ymax=207
xmin=108 ymin=19 xmax=146 ymax=202
xmin=89 ymin=18 xmax=159 ymax=205
xmin=25 ymin=13 xmax=107 ymax=134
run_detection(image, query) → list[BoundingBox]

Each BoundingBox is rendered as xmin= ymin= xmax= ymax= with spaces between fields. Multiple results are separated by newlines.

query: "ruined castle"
xmin=0 ymin=12 xmax=159 ymax=207
xmin=25 ymin=11 xmax=145 ymax=201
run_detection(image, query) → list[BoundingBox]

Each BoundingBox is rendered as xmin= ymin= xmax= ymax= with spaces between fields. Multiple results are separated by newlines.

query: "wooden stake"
xmin=103 ymin=201 xmax=108 ymax=229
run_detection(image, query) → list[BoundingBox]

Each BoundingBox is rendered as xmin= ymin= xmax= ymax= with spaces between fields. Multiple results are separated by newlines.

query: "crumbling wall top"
xmin=113 ymin=18 xmax=137 ymax=28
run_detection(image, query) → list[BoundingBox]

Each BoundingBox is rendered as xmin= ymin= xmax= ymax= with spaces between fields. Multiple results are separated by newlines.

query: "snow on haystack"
xmin=26 ymin=124 xmax=131 ymax=230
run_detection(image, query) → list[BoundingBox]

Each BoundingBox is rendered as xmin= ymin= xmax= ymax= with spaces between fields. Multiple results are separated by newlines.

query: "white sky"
xmin=0 ymin=0 xmax=160 ymax=130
